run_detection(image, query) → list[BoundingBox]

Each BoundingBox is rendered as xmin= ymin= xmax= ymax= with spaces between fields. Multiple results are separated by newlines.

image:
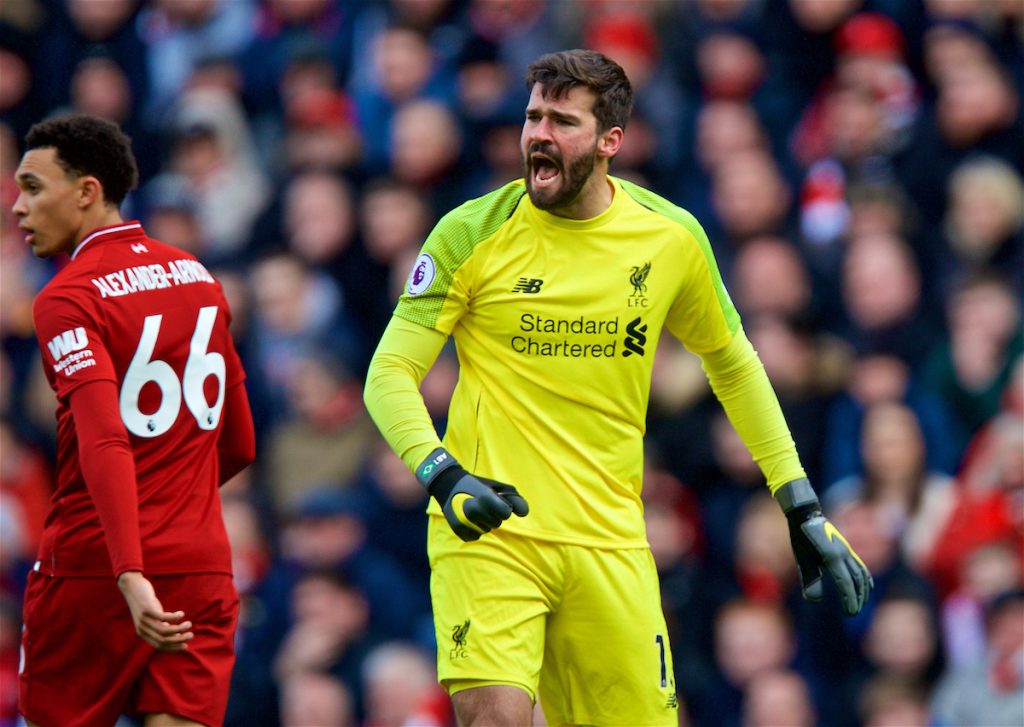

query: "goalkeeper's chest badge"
xmin=628 ymin=261 xmax=651 ymax=308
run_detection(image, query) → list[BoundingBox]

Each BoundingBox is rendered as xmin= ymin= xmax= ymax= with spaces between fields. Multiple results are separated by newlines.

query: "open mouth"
xmin=531 ymin=154 xmax=561 ymax=188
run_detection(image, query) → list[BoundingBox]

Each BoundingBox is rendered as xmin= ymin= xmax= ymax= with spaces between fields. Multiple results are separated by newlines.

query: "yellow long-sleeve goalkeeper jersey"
xmin=365 ymin=176 xmax=805 ymax=548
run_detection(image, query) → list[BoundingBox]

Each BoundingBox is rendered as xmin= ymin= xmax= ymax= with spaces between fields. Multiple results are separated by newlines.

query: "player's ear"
xmin=77 ymin=175 xmax=104 ymax=209
xmin=596 ymin=126 xmax=624 ymax=160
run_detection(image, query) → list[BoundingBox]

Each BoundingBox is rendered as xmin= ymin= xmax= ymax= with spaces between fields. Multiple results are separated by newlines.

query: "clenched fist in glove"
xmin=417 ymin=448 xmax=529 ymax=541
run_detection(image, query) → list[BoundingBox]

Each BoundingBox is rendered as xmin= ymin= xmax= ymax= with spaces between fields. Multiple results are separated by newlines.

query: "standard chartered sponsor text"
xmin=512 ymin=313 xmax=619 ymax=357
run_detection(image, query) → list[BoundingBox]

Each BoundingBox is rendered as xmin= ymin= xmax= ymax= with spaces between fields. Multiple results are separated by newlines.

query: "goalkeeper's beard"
xmin=523 ymin=142 xmax=598 ymax=211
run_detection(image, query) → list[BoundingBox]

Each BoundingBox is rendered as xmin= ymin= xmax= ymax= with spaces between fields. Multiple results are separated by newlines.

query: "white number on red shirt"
xmin=120 ymin=306 xmax=226 ymax=437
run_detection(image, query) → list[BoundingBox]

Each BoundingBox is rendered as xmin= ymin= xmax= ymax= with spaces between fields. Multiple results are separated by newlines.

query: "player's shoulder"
xmin=33 ymin=261 xmax=94 ymax=320
xmin=435 ymin=180 xmax=528 ymax=238
xmin=131 ymin=234 xmax=197 ymax=263
xmin=614 ymin=176 xmax=709 ymax=243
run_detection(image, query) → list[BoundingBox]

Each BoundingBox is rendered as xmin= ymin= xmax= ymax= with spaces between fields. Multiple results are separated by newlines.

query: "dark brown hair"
xmin=525 ymin=49 xmax=633 ymax=132
xmin=25 ymin=113 xmax=138 ymax=206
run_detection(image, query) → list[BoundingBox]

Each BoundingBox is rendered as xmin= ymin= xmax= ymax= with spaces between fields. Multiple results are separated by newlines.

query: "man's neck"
xmin=547 ymin=172 xmax=614 ymax=221
xmin=74 ymin=207 xmax=126 ymax=247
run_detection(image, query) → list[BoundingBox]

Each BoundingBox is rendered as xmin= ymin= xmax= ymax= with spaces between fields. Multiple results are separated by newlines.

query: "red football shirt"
xmin=32 ymin=222 xmax=245 ymax=577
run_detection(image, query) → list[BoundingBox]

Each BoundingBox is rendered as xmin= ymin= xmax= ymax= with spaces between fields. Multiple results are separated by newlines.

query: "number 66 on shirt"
xmin=120 ymin=306 xmax=226 ymax=437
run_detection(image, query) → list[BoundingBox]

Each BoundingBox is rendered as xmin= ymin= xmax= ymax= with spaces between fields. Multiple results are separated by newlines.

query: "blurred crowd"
xmin=1 ymin=0 xmax=1022 ymax=725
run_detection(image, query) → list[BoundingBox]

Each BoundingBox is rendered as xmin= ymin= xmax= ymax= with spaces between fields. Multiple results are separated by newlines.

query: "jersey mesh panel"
xmin=397 ymin=182 xmax=526 ymax=330
xmin=616 ymin=177 xmax=741 ymax=334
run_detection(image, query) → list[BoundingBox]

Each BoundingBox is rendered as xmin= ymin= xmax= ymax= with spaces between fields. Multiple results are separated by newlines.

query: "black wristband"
xmin=416 ymin=447 xmax=466 ymax=502
xmin=774 ymin=478 xmax=822 ymax=522
xmin=774 ymin=478 xmax=818 ymax=512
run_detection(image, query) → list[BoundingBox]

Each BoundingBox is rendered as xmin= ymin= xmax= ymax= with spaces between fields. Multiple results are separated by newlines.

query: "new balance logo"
xmin=512 ymin=278 xmax=544 ymax=294
xmin=47 ymin=327 xmax=88 ymax=360
xmin=130 ymin=242 xmax=149 ymax=254
xmin=623 ymin=317 xmax=647 ymax=357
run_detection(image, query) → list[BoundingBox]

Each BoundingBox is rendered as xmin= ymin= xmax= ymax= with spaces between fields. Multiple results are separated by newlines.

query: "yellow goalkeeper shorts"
xmin=428 ymin=516 xmax=679 ymax=726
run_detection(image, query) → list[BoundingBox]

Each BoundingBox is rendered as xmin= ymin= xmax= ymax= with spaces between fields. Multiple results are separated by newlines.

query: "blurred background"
xmin=1 ymin=0 xmax=1022 ymax=725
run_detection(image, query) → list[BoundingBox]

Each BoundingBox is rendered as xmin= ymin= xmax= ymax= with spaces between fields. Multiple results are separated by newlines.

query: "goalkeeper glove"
xmin=416 ymin=448 xmax=529 ymax=542
xmin=774 ymin=478 xmax=874 ymax=616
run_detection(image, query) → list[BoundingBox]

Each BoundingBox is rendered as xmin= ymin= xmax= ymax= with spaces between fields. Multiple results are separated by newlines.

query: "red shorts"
xmin=19 ymin=571 xmax=238 ymax=727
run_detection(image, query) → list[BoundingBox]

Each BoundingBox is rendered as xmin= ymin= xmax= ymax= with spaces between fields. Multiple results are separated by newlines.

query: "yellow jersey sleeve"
xmin=363 ymin=316 xmax=448 ymax=471
xmin=698 ymin=328 xmax=806 ymax=492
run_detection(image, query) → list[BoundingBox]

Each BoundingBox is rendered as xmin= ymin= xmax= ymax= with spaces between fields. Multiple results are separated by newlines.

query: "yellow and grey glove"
xmin=775 ymin=478 xmax=874 ymax=616
xmin=416 ymin=448 xmax=529 ymax=541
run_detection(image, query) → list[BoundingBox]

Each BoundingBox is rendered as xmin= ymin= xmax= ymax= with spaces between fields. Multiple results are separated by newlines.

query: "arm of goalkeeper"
xmin=417 ymin=448 xmax=529 ymax=542
xmin=774 ymin=478 xmax=874 ymax=616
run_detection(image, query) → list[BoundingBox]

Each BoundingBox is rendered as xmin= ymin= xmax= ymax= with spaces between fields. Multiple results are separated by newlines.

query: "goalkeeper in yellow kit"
xmin=364 ymin=49 xmax=872 ymax=726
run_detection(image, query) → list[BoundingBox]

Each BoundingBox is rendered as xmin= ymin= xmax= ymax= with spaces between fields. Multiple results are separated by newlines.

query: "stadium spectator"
xmin=862 ymin=594 xmax=944 ymax=687
xmin=643 ymin=460 xmax=714 ymax=706
xmin=926 ymin=407 xmax=1024 ymax=599
xmin=389 ymin=98 xmax=475 ymax=216
xmin=355 ymin=442 xmax=432 ymax=597
xmin=931 ymin=589 xmax=1024 ymax=726
xmin=585 ymin=10 xmax=688 ymax=191
xmin=222 ymin=493 xmax=278 ymax=727
xmin=272 ymin=568 xmax=377 ymax=721
xmin=139 ymin=172 xmax=203 ymax=257
xmin=745 ymin=314 xmax=842 ymax=483
xmin=741 ymin=668 xmax=817 ymax=727
xmin=922 ymin=273 xmax=1023 ymax=438
xmin=271 ymin=170 xmax=372 ymax=322
xmin=357 ymin=177 xmax=435 ymax=336
xmin=241 ymin=0 xmax=358 ymax=126
xmin=822 ymin=348 xmax=962 ymax=485
xmin=840 ymin=232 xmax=939 ymax=367
xmin=279 ymin=670 xmax=355 ymax=727
xmin=137 ymin=0 xmax=255 ymax=122
xmin=694 ymin=599 xmax=797 ymax=727
xmin=272 ymin=51 xmax=363 ymax=175
xmin=265 ymin=350 xmax=376 ymax=513
xmin=246 ymin=249 xmax=365 ymax=419
xmin=62 ymin=52 xmax=159 ymax=179
xmin=361 ymin=642 xmax=450 ymax=727
xmin=823 ymin=402 xmax=957 ymax=573
xmin=857 ymin=675 xmax=933 ymax=727
xmin=710 ymin=148 xmax=793 ymax=252
xmin=939 ymin=155 xmax=1024 ymax=295
xmin=940 ymin=541 xmax=1022 ymax=670
xmin=899 ymin=54 xmax=1023 ymax=224
xmin=730 ymin=492 xmax=800 ymax=604
xmin=730 ymin=236 xmax=814 ymax=320
xmin=166 ymin=87 xmax=270 ymax=260
xmin=261 ymin=487 xmax=429 ymax=645
xmin=692 ymin=407 xmax=765 ymax=547
xmin=0 ymin=419 xmax=50 ymax=563
xmin=31 ymin=0 xmax=148 ymax=128
xmin=351 ymin=24 xmax=455 ymax=175
xmin=678 ymin=99 xmax=769 ymax=222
